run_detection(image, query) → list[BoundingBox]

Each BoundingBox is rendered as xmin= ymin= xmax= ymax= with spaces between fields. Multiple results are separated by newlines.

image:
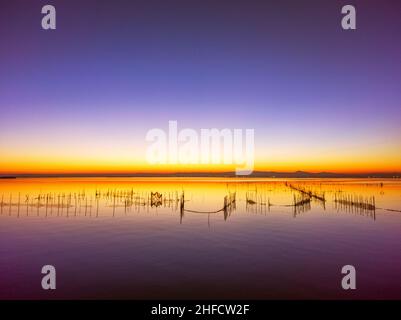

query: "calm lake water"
xmin=0 ymin=178 xmax=400 ymax=299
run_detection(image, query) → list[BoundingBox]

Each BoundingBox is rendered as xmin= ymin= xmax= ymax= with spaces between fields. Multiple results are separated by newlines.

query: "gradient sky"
xmin=1 ymin=0 xmax=401 ymax=174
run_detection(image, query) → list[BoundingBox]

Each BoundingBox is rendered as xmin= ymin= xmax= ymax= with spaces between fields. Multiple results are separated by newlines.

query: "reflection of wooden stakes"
xmin=57 ymin=195 xmax=60 ymax=216
xmin=36 ymin=194 xmax=40 ymax=216
xmin=293 ymin=194 xmax=311 ymax=217
xmin=7 ymin=185 xmax=388 ymax=222
xmin=179 ymin=192 xmax=185 ymax=223
xmin=334 ymin=192 xmax=376 ymax=215
xmin=17 ymin=193 xmax=20 ymax=217
xmin=25 ymin=195 xmax=29 ymax=216
xmin=45 ymin=194 xmax=48 ymax=217
xmin=151 ymin=192 xmax=163 ymax=207
xmin=74 ymin=194 xmax=77 ymax=216
xmin=222 ymin=192 xmax=236 ymax=219
xmin=223 ymin=196 xmax=227 ymax=220
xmin=113 ymin=193 xmax=116 ymax=217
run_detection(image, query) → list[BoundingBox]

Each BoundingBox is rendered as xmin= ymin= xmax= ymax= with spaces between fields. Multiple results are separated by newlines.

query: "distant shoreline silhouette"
xmin=1 ymin=171 xmax=400 ymax=179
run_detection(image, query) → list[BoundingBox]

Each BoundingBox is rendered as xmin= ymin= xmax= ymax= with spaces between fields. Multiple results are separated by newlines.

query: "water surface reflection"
xmin=0 ymin=178 xmax=400 ymax=299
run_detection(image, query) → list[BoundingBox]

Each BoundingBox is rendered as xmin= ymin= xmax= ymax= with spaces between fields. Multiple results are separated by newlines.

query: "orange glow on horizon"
xmin=1 ymin=160 xmax=400 ymax=175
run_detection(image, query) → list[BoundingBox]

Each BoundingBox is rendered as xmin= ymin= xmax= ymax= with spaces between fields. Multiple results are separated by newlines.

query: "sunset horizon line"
xmin=1 ymin=169 xmax=401 ymax=178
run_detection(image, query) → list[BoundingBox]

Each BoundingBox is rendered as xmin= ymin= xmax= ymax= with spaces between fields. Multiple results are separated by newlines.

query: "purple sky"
xmin=1 ymin=0 xmax=400 ymax=173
